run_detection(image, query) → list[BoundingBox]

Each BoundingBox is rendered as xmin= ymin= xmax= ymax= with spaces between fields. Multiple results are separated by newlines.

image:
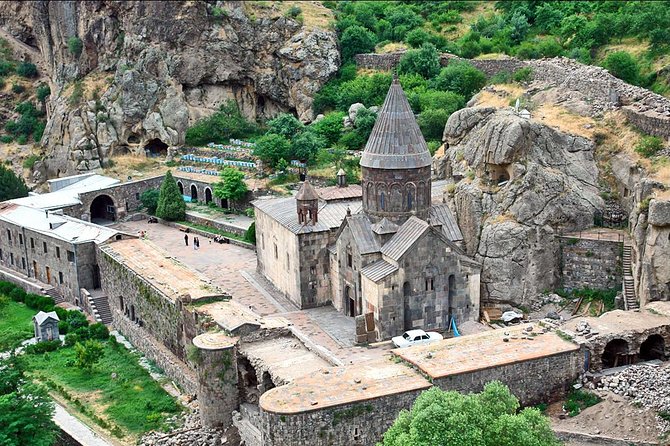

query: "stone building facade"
xmin=0 ymin=202 xmax=124 ymax=304
xmin=559 ymin=236 xmax=623 ymax=291
xmin=254 ymin=79 xmax=481 ymax=340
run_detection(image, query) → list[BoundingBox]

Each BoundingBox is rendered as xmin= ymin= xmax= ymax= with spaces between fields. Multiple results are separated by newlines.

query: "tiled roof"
xmin=380 ymin=217 xmax=430 ymax=261
xmin=361 ymin=259 xmax=398 ymax=282
xmin=346 ymin=215 xmax=380 ymax=255
xmin=430 ymin=204 xmax=463 ymax=241
xmin=33 ymin=311 xmax=59 ymax=325
xmin=360 ymin=77 xmax=433 ymax=170
xmin=371 ymin=217 xmax=398 ymax=235
xmin=296 ymin=181 xmax=320 ymax=201
xmin=253 ymin=197 xmax=362 ymax=235
xmin=316 ymin=184 xmax=362 ymax=202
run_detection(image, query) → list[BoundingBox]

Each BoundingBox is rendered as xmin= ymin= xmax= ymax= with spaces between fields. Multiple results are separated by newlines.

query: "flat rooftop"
xmin=100 ymin=238 xmax=225 ymax=302
xmin=259 ymin=359 xmax=430 ymax=414
xmin=197 ymin=300 xmax=262 ymax=334
xmin=240 ymin=336 xmax=332 ymax=385
xmin=394 ymin=324 xmax=579 ymax=380
xmin=563 ymin=306 xmax=670 ymax=337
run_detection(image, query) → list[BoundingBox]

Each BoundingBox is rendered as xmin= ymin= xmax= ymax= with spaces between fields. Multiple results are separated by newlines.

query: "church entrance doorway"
xmin=345 ymin=286 xmax=355 ymax=317
xmin=90 ymin=194 xmax=116 ymax=224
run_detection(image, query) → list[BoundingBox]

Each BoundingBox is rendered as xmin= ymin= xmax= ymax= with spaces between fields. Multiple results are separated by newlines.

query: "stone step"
xmin=89 ymin=296 xmax=113 ymax=325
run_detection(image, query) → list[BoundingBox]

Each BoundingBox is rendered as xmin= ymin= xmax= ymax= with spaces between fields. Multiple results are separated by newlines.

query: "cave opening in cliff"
xmin=90 ymin=194 xmax=116 ymax=224
xmin=145 ymin=138 xmax=168 ymax=157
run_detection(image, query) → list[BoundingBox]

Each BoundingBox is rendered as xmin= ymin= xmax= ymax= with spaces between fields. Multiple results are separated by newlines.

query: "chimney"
xmin=337 ymin=168 xmax=347 ymax=188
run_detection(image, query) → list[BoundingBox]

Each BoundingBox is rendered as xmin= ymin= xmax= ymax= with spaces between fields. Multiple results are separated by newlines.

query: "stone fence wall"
xmin=355 ymin=52 xmax=670 ymax=139
xmin=559 ymin=237 xmax=623 ymax=291
xmin=184 ymin=212 xmax=247 ymax=237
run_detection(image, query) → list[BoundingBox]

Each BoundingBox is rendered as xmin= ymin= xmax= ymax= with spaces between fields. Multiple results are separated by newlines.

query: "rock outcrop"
xmin=0 ymin=1 xmax=339 ymax=176
xmin=435 ymin=107 xmax=603 ymax=308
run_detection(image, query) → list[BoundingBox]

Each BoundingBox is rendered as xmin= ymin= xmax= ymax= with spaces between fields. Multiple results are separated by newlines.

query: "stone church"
xmin=254 ymin=78 xmax=480 ymax=341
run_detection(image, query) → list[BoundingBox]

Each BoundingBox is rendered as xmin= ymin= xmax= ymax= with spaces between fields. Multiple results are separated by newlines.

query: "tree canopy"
xmin=379 ymin=382 xmax=559 ymax=446
xmin=185 ymin=101 xmax=259 ymax=146
xmin=155 ymin=171 xmax=186 ymax=221
xmin=0 ymin=164 xmax=28 ymax=202
xmin=252 ymin=133 xmax=291 ymax=168
xmin=214 ymin=167 xmax=248 ymax=202
xmin=398 ymin=43 xmax=441 ymax=79
xmin=267 ymin=113 xmax=304 ymax=139
xmin=0 ymin=355 xmax=58 ymax=446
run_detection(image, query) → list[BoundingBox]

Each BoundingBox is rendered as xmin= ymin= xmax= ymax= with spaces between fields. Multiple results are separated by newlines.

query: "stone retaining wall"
xmin=433 ymin=347 xmax=584 ymax=406
xmin=259 ymin=388 xmax=426 ymax=446
xmin=559 ymin=237 xmax=623 ymax=291
xmin=161 ymin=220 xmax=255 ymax=250
xmin=184 ymin=212 xmax=247 ymax=237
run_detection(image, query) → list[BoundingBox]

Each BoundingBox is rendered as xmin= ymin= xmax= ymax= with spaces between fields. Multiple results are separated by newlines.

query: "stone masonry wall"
xmin=434 ymin=347 xmax=584 ymax=406
xmin=260 ymin=388 xmax=426 ymax=446
xmin=559 ymin=237 xmax=623 ymax=291
xmin=97 ymin=244 xmax=198 ymax=394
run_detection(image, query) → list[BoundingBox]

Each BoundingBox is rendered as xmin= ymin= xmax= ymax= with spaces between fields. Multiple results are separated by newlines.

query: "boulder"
xmin=648 ymin=199 xmax=670 ymax=226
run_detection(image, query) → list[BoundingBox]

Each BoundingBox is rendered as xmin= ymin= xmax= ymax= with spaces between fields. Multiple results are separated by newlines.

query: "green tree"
xmin=155 ymin=171 xmax=186 ymax=221
xmin=290 ymin=130 xmax=326 ymax=163
xmin=398 ymin=43 xmax=441 ymax=79
xmin=310 ymin=112 xmax=345 ymax=146
xmin=0 ymin=356 xmax=58 ymax=446
xmin=16 ymin=62 xmax=37 ymax=78
xmin=418 ymin=108 xmax=451 ymax=141
xmin=417 ymin=90 xmax=465 ymax=114
xmin=244 ymin=222 xmax=256 ymax=244
xmin=0 ymin=164 xmax=28 ymax=201
xmin=267 ymin=113 xmax=304 ymax=139
xmin=140 ymin=188 xmax=160 ymax=214
xmin=185 ymin=101 xmax=259 ymax=146
xmin=67 ymin=36 xmax=83 ymax=57
xmin=602 ymin=51 xmax=640 ymax=85
xmin=430 ymin=61 xmax=486 ymax=99
xmin=214 ymin=167 xmax=248 ymax=202
xmin=74 ymin=340 xmax=104 ymax=371
xmin=253 ymin=133 xmax=291 ymax=168
xmin=36 ymin=84 xmax=50 ymax=103
xmin=380 ymin=382 xmax=559 ymax=446
xmin=340 ymin=25 xmax=376 ymax=62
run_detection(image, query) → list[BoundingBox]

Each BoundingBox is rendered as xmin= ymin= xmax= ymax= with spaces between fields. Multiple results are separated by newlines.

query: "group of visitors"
xmin=184 ymin=234 xmax=202 ymax=250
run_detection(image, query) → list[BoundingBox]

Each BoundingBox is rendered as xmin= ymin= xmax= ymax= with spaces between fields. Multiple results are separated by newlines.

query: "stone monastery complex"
xmin=1 ymin=80 xmax=669 ymax=446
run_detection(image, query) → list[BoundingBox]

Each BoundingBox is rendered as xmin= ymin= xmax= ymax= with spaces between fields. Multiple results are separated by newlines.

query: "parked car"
xmin=392 ymin=329 xmax=443 ymax=348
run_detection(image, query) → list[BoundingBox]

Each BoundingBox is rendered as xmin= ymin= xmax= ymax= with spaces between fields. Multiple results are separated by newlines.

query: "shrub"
xmin=16 ymin=135 xmax=27 ymax=145
xmin=635 ymin=135 xmax=664 ymax=157
xmin=0 ymin=59 xmax=13 ymax=76
xmin=25 ymin=340 xmax=61 ymax=354
xmin=0 ymin=135 xmax=12 ymax=144
xmin=340 ymin=25 xmax=376 ymax=63
xmin=11 ymin=83 xmax=25 ymax=94
xmin=489 ymin=71 xmax=512 ymax=84
xmin=88 ymin=323 xmax=109 ymax=341
xmin=513 ymin=67 xmax=533 ymax=83
xmin=64 ymin=333 xmax=80 ymax=347
xmin=22 ymin=155 xmax=40 ymax=169
xmin=211 ymin=6 xmax=227 ymax=20
xmin=431 ymin=61 xmax=486 ymax=98
xmin=68 ymin=36 xmax=83 ymax=56
xmin=602 ymin=51 xmax=640 ymax=85
xmin=0 ymin=163 xmax=29 ymax=201
xmin=185 ymin=100 xmax=259 ymax=146
xmin=286 ymin=5 xmax=302 ymax=18
xmin=244 ymin=222 xmax=256 ymax=244
xmin=398 ymin=43 xmax=441 ymax=79
xmin=564 ymin=389 xmax=601 ymax=416
xmin=418 ymin=108 xmax=452 ymax=141
xmin=36 ymin=84 xmax=51 ymax=103
xmin=8 ymin=287 xmax=26 ymax=303
xmin=140 ymin=188 xmax=160 ymax=214
xmin=0 ymin=281 xmax=17 ymax=295
xmin=267 ymin=113 xmax=304 ymax=139
xmin=309 ymin=112 xmax=344 ymax=146
xmin=16 ymin=62 xmax=37 ymax=78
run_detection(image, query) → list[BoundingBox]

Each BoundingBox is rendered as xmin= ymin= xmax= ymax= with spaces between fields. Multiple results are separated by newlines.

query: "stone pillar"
xmin=192 ymin=332 xmax=240 ymax=428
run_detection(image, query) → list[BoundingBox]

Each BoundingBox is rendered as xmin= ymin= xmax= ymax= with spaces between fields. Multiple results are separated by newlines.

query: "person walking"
xmin=184 ymin=234 xmax=189 ymax=246
xmin=193 ymin=236 xmax=198 ymax=250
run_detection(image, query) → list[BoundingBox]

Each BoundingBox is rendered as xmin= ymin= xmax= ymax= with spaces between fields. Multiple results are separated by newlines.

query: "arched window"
xmin=380 ymin=192 xmax=385 ymax=211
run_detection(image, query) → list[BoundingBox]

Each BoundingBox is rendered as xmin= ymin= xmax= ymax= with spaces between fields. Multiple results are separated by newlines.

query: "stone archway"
xmin=602 ymin=338 xmax=630 ymax=368
xmin=205 ymin=187 xmax=213 ymax=204
xmin=640 ymin=334 xmax=665 ymax=361
xmin=145 ymin=138 xmax=168 ymax=157
xmin=190 ymin=184 xmax=198 ymax=201
xmin=90 ymin=194 xmax=116 ymax=223
xmin=177 ymin=181 xmax=184 ymax=196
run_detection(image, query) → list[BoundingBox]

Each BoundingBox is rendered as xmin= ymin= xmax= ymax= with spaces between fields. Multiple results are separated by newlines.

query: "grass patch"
xmin=177 ymin=221 xmax=245 ymax=242
xmin=564 ymin=389 xmax=601 ymax=417
xmin=25 ymin=340 xmax=181 ymax=438
xmin=0 ymin=300 xmax=35 ymax=350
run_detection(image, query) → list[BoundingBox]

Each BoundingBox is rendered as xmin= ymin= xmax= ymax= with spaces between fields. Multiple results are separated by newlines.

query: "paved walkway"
xmin=113 ymin=221 xmax=392 ymax=364
xmin=54 ymin=403 xmax=115 ymax=446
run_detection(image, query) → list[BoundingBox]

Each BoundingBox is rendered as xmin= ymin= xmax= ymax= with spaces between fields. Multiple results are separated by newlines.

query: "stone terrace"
xmin=394 ymin=324 xmax=579 ymax=379
xmin=100 ymin=238 xmax=226 ymax=302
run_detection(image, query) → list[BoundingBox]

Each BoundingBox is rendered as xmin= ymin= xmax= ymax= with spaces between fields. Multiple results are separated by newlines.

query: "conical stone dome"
xmin=360 ymin=77 xmax=433 ymax=170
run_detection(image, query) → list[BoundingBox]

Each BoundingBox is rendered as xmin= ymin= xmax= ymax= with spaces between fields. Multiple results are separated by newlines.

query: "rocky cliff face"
xmin=435 ymin=107 xmax=603 ymax=308
xmin=0 ymin=1 xmax=339 ymax=177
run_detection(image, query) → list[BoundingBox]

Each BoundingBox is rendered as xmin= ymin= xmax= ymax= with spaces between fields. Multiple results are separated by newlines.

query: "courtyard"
xmin=112 ymin=220 xmax=392 ymax=364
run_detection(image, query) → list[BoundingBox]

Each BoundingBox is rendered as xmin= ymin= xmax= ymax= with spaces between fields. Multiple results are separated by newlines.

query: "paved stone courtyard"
xmin=113 ymin=221 xmax=391 ymax=364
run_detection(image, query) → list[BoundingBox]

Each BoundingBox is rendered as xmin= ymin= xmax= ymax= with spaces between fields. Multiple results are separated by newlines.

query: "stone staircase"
xmin=86 ymin=293 xmax=113 ymax=325
xmin=622 ymin=245 xmax=638 ymax=310
xmin=43 ymin=287 xmax=65 ymax=305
